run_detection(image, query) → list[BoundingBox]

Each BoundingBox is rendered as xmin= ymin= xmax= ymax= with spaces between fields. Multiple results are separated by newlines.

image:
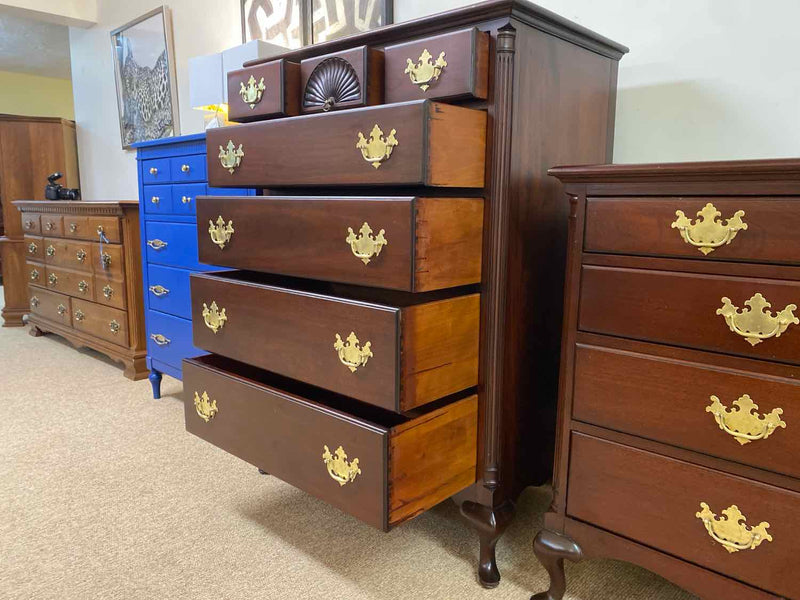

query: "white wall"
xmin=70 ymin=0 xmax=800 ymax=200
xmin=0 ymin=0 xmax=96 ymax=27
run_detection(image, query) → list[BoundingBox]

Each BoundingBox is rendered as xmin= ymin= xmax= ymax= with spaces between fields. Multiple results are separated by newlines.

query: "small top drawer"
xmin=228 ymin=59 xmax=301 ymax=122
xmin=142 ymin=158 xmax=170 ymax=184
xmin=63 ymin=216 xmax=88 ymax=239
xmin=301 ymin=46 xmax=383 ymax=114
xmin=173 ymin=183 xmax=206 ymax=215
xmin=143 ymin=184 xmax=173 ymax=215
xmin=171 ymin=155 xmax=206 ymax=182
xmin=585 ymin=197 xmax=800 ymax=265
xmin=40 ymin=214 xmax=64 ymax=237
xmin=384 ymin=28 xmax=489 ymax=103
xmin=24 ymin=235 xmax=44 ymax=261
xmin=21 ymin=215 xmax=41 ymax=235
xmin=90 ymin=216 xmax=122 ymax=244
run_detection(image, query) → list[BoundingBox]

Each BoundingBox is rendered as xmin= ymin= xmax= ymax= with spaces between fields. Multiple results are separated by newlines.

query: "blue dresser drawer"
xmin=171 ymin=155 xmax=206 ymax=182
xmin=146 ymin=264 xmax=192 ymax=319
xmin=173 ymin=183 xmax=206 ymax=216
xmin=143 ymin=184 xmax=173 ymax=215
xmin=146 ymin=310 xmax=202 ymax=370
xmin=142 ymin=158 xmax=171 ymax=184
xmin=145 ymin=221 xmax=203 ymax=270
xmin=207 ymin=186 xmax=255 ymax=196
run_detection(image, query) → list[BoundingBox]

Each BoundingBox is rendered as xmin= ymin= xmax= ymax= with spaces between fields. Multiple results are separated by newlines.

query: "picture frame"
xmin=241 ymin=0 xmax=307 ymax=49
xmin=110 ymin=6 xmax=180 ymax=149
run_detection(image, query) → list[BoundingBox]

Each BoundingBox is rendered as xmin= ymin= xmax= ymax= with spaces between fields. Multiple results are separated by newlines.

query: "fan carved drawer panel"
xmin=300 ymin=46 xmax=383 ymax=114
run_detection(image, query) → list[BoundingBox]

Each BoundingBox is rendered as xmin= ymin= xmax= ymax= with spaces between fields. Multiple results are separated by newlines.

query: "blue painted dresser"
xmin=133 ymin=133 xmax=255 ymax=398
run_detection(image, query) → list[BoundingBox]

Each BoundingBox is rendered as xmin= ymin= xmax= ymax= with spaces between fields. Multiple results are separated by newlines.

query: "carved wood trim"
xmin=12 ymin=201 xmax=135 ymax=216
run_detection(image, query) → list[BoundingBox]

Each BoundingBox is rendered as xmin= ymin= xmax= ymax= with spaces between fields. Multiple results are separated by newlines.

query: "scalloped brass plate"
xmin=696 ymin=502 xmax=772 ymax=553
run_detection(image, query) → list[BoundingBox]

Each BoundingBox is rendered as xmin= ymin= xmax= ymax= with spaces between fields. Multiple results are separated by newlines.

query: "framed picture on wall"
xmin=309 ymin=0 xmax=392 ymax=44
xmin=242 ymin=0 xmax=306 ymax=49
xmin=110 ymin=6 xmax=180 ymax=149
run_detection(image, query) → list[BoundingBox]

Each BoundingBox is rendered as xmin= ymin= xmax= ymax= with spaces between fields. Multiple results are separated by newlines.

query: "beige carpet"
xmin=0 ymin=289 xmax=696 ymax=600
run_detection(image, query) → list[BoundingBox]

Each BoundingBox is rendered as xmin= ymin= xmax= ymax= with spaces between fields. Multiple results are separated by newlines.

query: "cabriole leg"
xmin=460 ymin=500 xmax=515 ymax=588
xmin=531 ymin=529 xmax=582 ymax=600
xmin=149 ymin=369 xmax=163 ymax=400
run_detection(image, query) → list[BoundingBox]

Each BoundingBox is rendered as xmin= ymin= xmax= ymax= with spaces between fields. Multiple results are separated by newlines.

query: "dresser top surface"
xmin=13 ymin=200 xmax=138 ymax=214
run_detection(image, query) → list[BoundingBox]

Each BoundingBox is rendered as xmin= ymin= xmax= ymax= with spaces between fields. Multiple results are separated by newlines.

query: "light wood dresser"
xmin=534 ymin=160 xmax=800 ymax=600
xmin=186 ymin=0 xmax=626 ymax=587
xmin=16 ymin=201 xmax=147 ymax=380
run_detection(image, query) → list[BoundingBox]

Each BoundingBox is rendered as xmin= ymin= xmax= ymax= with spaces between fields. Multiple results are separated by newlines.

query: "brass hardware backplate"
xmin=219 ymin=140 xmax=244 ymax=174
xmin=28 ymin=242 xmax=37 ymax=254
xmin=717 ymin=293 xmax=798 ymax=346
xmin=76 ymin=249 xmax=87 ymax=263
xmin=46 ymin=245 xmax=55 ymax=257
xmin=202 ymin=301 xmax=227 ymax=334
xmin=208 ymin=216 xmax=234 ymax=250
xmin=194 ymin=391 xmax=218 ymax=422
xmin=30 ymin=268 xmax=39 ymax=281
xmin=74 ymin=309 xmax=85 ymax=322
xmin=48 ymin=273 xmax=58 ymax=286
xmin=69 ymin=223 xmax=78 ymax=233
xmin=356 ymin=125 xmax=398 ymax=169
xmin=707 ymin=394 xmax=786 ymax=445
xmin=100 ymin=252 xmax=111 ymax=269
xmin=404 ymin=49 xmax=447 ymax=91
xmin=103 ymin=284 xmax=114 ymax=300
xmin=346 ymin=222 xmax=387 ymax=264
xmin=57 ymin=303 xmax=67 ymax=315
xmin=696 ymin=502 xmax=772 ymax=553
xmin=30 ymin=296 xmax=40 ymax=308
xmin=149 ymin=285 xmax=169 ymax=297
xmin=334 ymin=332 xmax=373 ymax=372
xmin=672 ymin=203 xmax=747 ymax=255
xmin=239 ymin=75 xmax=266 ymax=109
xmin=78 ymin=280 xmax=89 ymax=294
xmin=322 ymin=445 xmax=361 ymax=486
xmin=109 ymin=320 xmax=120 ymax=334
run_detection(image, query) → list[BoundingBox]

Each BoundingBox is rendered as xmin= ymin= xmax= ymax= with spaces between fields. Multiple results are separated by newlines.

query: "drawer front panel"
xmin=142 ymin=158 xmax=170 ymax=184
xmin=40 ymin=214 xmax=64 ymax=237
xmin=43 ymin=238 xmax=92 ymax=272
xmin=567 ymin=433 xmax=800 ymax=599
xmin=579 ymin=266 xmax=800 ymax=364
xmin=146 ymin=310 xmax=200 ymax=369
xmin=146 ymin=264 xmax=192 ymax=319
xmin=170 ymin=155 xmax=206 ymax=182
xmin=206 ymin=186 xmax=255 ymax=196
xmin=227 ymin=59 xmax=300 ymax=122
xmin=144 ymin=221 xmax=202 ymax=269
xmin=94 ymin=278 xmax=126 ymax=310
xmin=573 ymin=342 xmax=800 ymax=479
xmin=585 ymin=197 xmax=800 ymax=264
xmin=90 ymin=216 xmax=122 ymax=243
xmin=29 ymin=288 xmax=71 ymax=326
xmin=196 ymin=196 xmax=483 ymax=291
xmin=27 ymin=261 xmax=44 ymax=287
xmin=92 ymin=243 xmax=125 ymax=280
xmin=63 ymin=216 xmax=89 ymax=239
xmin=72 ymin=298 xmax=128 ymax=347
xmin=206 ymin=100 xmax=486 ymax=188
xmin=143 ymin=184 xmax=173 ymax=215
xmin=300 ymin=46 xmax=383 ymax=114
xmin=384 ymin=28 xmax=489 ymax=103
xmin=25 ymin=235 xmax=44 ymax=261
xmin=45 ymin=265 xmax=95 ymax=301
xmin=21 ymin=215 xmax=41 ymax=235
xmin=173 ymin=183 xmax=206 ymax=216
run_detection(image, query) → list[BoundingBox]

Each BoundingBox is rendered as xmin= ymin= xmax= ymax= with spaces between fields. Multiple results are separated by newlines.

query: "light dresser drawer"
xmin=63 ymin=216 xmax=88 ymax=239
xmin=170 ymin=155 xmax=206 ymax=182
xmin=72 ymin=298 xmax=128 ymax=347
xmin=146 ymin=310 xmax=199 ymax=368
xmin=585 ymin=197 xmax=800 ymax=264
xmin=579 ymin=265 xmax=800 ymax=364
xmin=22 ymin=215 xmax=40 ymax=235
xmin=146 ymin=264 xmax=192 ymax=319
xmin=196 ymin=196 xmax=483 ymax=291
xmin=27 ymin=261 xmax=44 ymax=287
xmin=567 ymin=433 xmax=800 ymax=600
xmin=384 ymin=27 xmax=489 ymax=103
xmin=206 ymin=100 xmax=486 ymax=188
xmin=143 ymin=185 xmax=173 ymax=215
xmin=45 ymin=265 xmax=94 ymax=301
xmin=183 ymin=354 xmax=478 ymax=531
xmin=42 ymin=238 xmax=92 ymax=272
xmin=227 ymin=58 xmax=300 ymax=122
xmin=92 ymin=242 xmax=124 ymax=280
xmin=28 ymin=288 xmax=71 ymax=326
xmin=40 ymin=214 xmax=64 ymax=236
xmin=25 ymin=235 xmax=44 ymax=261
xmin=94 ymin=278 xmax=126 ymax=310
xmin=572 ymin=341 xmax=800 ymax=479
xmin=190 ymin=271 xmax=480 ymax=412
xmin=142 ymin=158 xmax=170 ymax=184
xmin=144 ymin=221 xmax=202 ymax=270
xmin=90 ymin=216 xmax=122 ymax=244
xmin=300 ymin=46 xmax=383 ymax=114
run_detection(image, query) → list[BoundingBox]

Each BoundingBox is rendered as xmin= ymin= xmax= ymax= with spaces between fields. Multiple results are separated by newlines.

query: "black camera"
xmin=45 ymin=172 xmax=80 ymax=201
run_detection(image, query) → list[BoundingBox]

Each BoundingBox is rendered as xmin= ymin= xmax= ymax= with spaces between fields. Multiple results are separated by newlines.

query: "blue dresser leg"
xmin=149 ymin=369 xmax=163 ymax=400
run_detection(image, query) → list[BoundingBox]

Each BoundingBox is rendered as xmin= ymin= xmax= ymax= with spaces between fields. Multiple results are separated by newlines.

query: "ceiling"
xmin=0 ymin=11 xmax=71 ymax=78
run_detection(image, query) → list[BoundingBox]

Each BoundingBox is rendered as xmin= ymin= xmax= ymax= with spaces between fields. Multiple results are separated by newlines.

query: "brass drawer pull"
xmin=181 ymin=164 xmax=190 ymax=173
xmin=30 ymin=268 xmax=40 ymax=282
xmin=334 ymin=332 xmax=372 ymax=372
xmin=181 ymin=195 xmax=192 ymax=204
xmin=24 ymin=219 xmax=34 ymax=230
xmin=706 ymin=394 xmax=785 ymax=445
xmin=149 ymin=167 xmax=158 ymax=175
xmin=30 ymin=296 xmax=40 ymax=308
xmin=208 ymin=216 xmax=234 ymax=249
xmin=150 ymin=333 xmax=171 ymax=346
xmin=405 ymin=48 xmax=447 ymax=91
xmin=48 ymin=273 xmax=58 ymax=287
xmin=78 ymin=280 xmax=89 ymax=294
xmin=322 ymin=445 xmax=361 ymax=486
xmin=717 ymin=293 xmax=798 ymax=346
xmin=109 ymin=320 xmax=120 ymax=334
xmin=193 ymin=391 xmax=218 ymax=422
xmin=151 ymin=196 xmax=160 ymax=205
xmin=102 ymin=284 xmax=114 ymax=300
xmin=69 ymin=223 xmax=78 ymax=233
xmin=45 ymin=221 xmax=55 ymax=231
xmin=28 ymin=242 xmax=37 ymax=254
xmin=100 ymin=252 xmax=111 ymax=270
xmin=149 ymin=285 xmax=169 ymax=297
xmin=346 ymin=222 xmax=387 ymax=264
xmin=74 ymin=309 xmax=85 ymax=322
xmin=696 ymin=503 xmax=772 ymax=553
xmin=672 ymin=203 xmax=747 ymax=255
xmin=46 ymin=245 xmax=56 ymax=257
xmin=76 ymin=249 xmax=87 ymax=263
xmin=356 ymin=125 xmax=398 ymax=169
xmin=219 ymin=140 xmax=244 ymax=174
xmin=147 ymin=239 xmax=168 ymax=251
xmin=239 ymin=75 xmax=266 ymax=109
xmin=57 ymin=303 xmax=67 ymax=316
xmin=202 ymin=301 xmax=227 ymax=333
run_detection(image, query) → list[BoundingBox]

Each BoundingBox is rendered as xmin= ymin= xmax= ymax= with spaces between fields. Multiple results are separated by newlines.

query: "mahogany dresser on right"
xmin=534 ymin=160 xmax=800 ymax=600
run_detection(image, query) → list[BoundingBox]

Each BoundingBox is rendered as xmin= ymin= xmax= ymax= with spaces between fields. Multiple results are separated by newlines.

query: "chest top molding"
xmin=13 ymin=201 xmax=137 ymax=216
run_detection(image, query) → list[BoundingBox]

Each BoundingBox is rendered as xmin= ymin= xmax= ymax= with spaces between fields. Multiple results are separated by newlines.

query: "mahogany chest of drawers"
xmin=533 ymin=160 xmax=800 ymax=600
xmin=16 ymin=200 xmax=147 ymax=379
xmin=186 ymin=0 xmax=626 ymax=587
